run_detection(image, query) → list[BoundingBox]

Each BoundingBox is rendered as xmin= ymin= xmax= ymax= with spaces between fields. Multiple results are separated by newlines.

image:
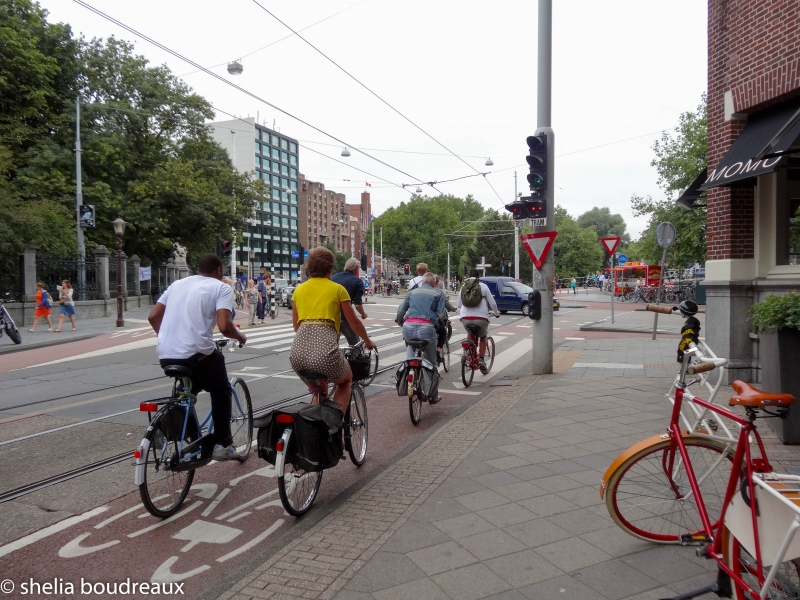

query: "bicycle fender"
xmin=134 ymin=437 xmax=151 ymax=486
xmin=275 ymin=429 xmax=292 ymax=477
xmin=600 ymin=431 xmax=693 ymax=499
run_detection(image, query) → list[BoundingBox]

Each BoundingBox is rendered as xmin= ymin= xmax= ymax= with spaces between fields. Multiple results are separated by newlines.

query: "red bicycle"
xmin=601 ymin=304 xmax=798 ymax=600
xmin=460 ymin=320 xmax=496 ymax=387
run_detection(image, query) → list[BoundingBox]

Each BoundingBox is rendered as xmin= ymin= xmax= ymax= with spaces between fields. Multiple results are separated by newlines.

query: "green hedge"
xmin=747 ymin=291 xmax=800 ymax=334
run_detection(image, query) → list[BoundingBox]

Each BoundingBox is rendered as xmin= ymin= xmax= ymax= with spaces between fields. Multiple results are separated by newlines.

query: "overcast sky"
xmin=45 ymin=0 xmax=707 ymax=238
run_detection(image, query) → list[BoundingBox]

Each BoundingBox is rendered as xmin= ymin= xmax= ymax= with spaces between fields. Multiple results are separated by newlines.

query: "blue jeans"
xmin=402 ymin=322 xmax=438 ymax=367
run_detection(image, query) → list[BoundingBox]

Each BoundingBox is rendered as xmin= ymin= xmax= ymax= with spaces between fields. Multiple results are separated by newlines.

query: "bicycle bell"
xmin=678 ymin=300 xmax=698 ymax=317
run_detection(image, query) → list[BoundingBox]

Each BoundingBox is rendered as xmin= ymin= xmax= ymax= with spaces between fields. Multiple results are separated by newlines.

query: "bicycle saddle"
xmin=405 ymin=339 xmax=429 ymax=348
xmin=729 ymin=381 xmax=795 ymax=407
xmin=298 ymin=370 xmax=328 ymax=381
xmin=163 ymin=365 xmax=192 ymax=378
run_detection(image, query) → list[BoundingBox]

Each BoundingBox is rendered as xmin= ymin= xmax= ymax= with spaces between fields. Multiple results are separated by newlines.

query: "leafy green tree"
xmin=552 ymin=206 xmax=604 ymax=278
xmin=466 ymin=210 xmax=515 ymax=277
xmin=630 ymin=95 xmax=707 ymax=267
xmin=324 ymin=242 xmax=350 ymax=274
xmin=576 ymin=206 xmax=629 ymax=241
xmin=367 ymin=194 xmax=484 ymax=277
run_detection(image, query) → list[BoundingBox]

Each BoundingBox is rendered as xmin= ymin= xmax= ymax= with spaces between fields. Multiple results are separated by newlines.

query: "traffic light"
xmin=504 ymin=199 xmax=527 ymax=220
xmin=360 ymin=254 xmax=367 ymax=271
xmin=404 ymin=264 xmax=410 ymax=275
xmin=526 ymin=134 xmax=547 ymax=193
xmin=524 ymin=197 xmax=547 ymax=219
xmin=219 ymin=239 xmax=233 ymax=258
xmin=528 ymin=290 xmax=542 ymax=320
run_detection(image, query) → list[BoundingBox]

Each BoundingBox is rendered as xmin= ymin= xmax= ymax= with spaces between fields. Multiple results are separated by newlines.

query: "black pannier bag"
xmin=159 ymin=402 xmax=199 ymax=442
xmin=257 ymin=401 xmax=343 ymax=472
xmin=395 ymin=358 xmax=439 ymax=398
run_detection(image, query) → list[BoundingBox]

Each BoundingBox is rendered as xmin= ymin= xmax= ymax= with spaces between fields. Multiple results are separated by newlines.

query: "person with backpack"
xmin=458 ymin=269 xmax=499 ymax=374
xmin=407 ymin=263 xmax=428 ymax=291
xmin=28 ymin=282 xmax=53 ymax=332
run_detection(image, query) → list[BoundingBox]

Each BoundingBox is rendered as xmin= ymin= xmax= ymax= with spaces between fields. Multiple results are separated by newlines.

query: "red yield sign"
xmin=600 ymin=237 xmax=621 ymax=255
xmin=520 ymin=232 xmax=557 ymax=271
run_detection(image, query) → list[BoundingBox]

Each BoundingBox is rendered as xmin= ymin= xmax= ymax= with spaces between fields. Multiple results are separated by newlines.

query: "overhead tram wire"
xmin=249 ymin=0 xmax=503 ymax=203
xmin=72 ymin=0 xmax=434 ymax=191
xmin=177 ymin=1 xmax=367 ymax=77
xmin=207 ymin=103 xmax=410 ymax=193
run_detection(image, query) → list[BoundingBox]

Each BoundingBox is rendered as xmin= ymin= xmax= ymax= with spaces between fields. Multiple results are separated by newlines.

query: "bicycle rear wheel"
xmin=345 ymin=384 xmax=368 ymax=466
xmin=278 ymin=462 xmax=323 ymax=517
xmin=139 ymin=410 xmax=196 ymax=518
xmin=484 ymin=337 xmax=495 ymax=373
xmin=409 ymin=368 xmax=423 ymax=425
xmin=604 ymin=436 xmax=733 ymax=543
xmin=446 ymin=320 xmax=452 ymax=342
xmin=461 ymin=347 xmax=474 ymax=387
xmin=723 ymin=525 xmax=800 ymax=599
xmin=230 ymin=378 xmax=253 ymax=461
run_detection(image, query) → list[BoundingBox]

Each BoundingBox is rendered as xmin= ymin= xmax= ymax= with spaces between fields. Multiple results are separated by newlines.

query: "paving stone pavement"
xmin=219 ymin=338 xmax=800 ymax=600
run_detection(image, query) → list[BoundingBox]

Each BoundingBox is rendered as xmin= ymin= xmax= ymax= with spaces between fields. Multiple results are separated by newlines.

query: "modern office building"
xmin=297 ymin=175 xmax=349 ymax=252
xmin=208 ymin=118 xmax=301 ymax=280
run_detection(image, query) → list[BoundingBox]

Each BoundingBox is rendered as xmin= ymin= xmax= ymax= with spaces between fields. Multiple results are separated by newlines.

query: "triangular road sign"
xmin=600 ymin=237 xmax=621 ymax=256
xmin=520 ymin=232 xmax=557 ymax=270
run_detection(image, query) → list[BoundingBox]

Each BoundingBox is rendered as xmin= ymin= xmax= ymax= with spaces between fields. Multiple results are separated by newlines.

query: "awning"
xmin=701 ymin=96 xmax=800 ymax=189
xmin=676 ymin=167 xmax=707 ymax=210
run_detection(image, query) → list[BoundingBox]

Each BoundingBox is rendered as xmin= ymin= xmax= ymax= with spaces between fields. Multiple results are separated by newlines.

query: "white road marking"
xmin=572 ymin=362 xmax=642 ymax=369
xmin=0 ymin=506 xmax=108 ymax=558
xmin=216 ymin=519 xmax=285 ymax=563
xmin=227 ymin=512 xmax=252 ymax=523
xmin=95 ymin=502 xmax=160 ymax=529
xmin=439 ymin=389 xmax=481 ymax=396
xmin=19 ymin=337 xmax=158 ymax=369
xmin=564 ymin=337 xmax=585 ymax=341
xmin=201 ymin=488 xmax=231 ymax=517
xmin=451 ymin=338 xmax=532 ymax=388
xmin=151 ymin=555 xmax=210 ymax=583
xmin=215 ymin=490 xmax=278 ymax=521
xmin=128 ymin=501 xmax=202 ymax=538
xmin=58 ymin=532 xmax=120 ymax=557
xmin=172 ymin=520 xmax=242 ymax=552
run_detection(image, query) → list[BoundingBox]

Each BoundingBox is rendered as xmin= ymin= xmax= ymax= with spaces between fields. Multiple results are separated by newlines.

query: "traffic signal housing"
xmin=524 ymin=197 xmax=547 ymax=219
xmin=526 ymin=134 xmax=547 ymax=193
xmin=360 ymin=254 xmax=367 ymax=271
xmin=219 ymin=239 xmax=233 ymax=258
xmin=404 ymin=264 xmax=410 ymax=275
xmin=504 ymin=200 xmax=527 ymax=220
xmin=528 ymin=290 xmax=542 ymax=320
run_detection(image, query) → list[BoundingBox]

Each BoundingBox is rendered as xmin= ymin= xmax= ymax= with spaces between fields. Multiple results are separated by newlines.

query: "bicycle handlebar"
xmin=645 ymin=304 xmax=676 ymax=315
xmin=688 ymin=362 xmax=717 ymax=374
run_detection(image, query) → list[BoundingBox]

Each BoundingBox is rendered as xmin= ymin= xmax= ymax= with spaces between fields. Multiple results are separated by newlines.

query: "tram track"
xmin=0 ymin=363 xmax=401 ymax=504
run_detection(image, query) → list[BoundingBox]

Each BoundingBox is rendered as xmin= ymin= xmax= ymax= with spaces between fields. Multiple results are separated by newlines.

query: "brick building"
xmin=694 ymin=0 xmax=800 ymax=382
xmin=297 ymin=175 xmax=349 ymax=253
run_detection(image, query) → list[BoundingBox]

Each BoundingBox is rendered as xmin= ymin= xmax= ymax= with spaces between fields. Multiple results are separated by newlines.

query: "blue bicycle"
xmin=134 ymin=339 xmax=253 ymax=518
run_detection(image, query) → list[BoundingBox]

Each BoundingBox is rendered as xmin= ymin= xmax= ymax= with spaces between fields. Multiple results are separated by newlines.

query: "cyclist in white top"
xmin=407 ymin=263 xmax=428 ymax=292
xmin=148 ymin=254 xmax=247 ymax=461
xmin=457 ymin=269 xmax=499 ymax=374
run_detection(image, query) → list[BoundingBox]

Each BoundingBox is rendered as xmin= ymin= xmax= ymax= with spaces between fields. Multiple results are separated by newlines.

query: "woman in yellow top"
xmin=291 ymin=247 xmax=376 ymax=414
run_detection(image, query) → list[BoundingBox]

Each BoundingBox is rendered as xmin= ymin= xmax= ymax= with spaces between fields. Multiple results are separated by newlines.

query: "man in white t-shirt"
xmin=148 ymin=253 xmax=247 ymax=460
xmin=457 ymin=269 xmax=499 ymax=374
xmin=407 ymin=263 xmax=428 ymax=292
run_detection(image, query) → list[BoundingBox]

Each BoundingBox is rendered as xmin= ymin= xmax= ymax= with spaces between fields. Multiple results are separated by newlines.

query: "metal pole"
xmin=75 ymin=97 xmax=86 ymax=300
xmin=514 ymin=171 xmax=519 ymax=281
xmin=371 ymin=219 xmax=375 ymax=285
xmin=651 ymin=247 xmax=668 ymax=339
xmin=482 ymin=255 xmax=486 ymax=278
xmin=116 ymin=234 xmax=124 ymax=327
xmin=380 ymin=226 xmax=383 ymax=284
xmin=447 ymin=243 xmax=451 ymax=291
xmin=531 ymin=0 xmax=554 ymax=376
xmin=231 ymin=131 xmax=237 ymax=279
xmin=611 ymin=255 xmax=615 ymax=324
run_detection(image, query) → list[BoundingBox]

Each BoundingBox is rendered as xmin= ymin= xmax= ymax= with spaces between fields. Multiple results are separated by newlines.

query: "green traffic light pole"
xmin=530 ymin=0 xmax=554 ymax=376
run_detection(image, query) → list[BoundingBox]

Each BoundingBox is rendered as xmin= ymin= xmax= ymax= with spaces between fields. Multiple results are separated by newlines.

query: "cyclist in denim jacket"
xmin=396 ymin=272 xmax=446 ymax=379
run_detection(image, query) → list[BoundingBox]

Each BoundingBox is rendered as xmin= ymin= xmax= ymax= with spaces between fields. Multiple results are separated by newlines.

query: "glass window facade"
xmin=281 ymin=164 xmax=288 ymax=176
xmin=289 ymin=155 xmax=297 ymax=166
xmin=271 ymin=135 xmax=279 ymax=145
xmin=255 ymin=141 xmax=261 ymax=153
xmin=280 ymin=139 xmax=288 ymax=150
xmin=281 ymin=151 xmax=288 ymax=162
xmin=290 ymin=167 xmax=297 ymax=178
xmin=289 ymin=142 xmax=297 ymax=153
xmin=271 ymin=147 xmax=279 ymax=159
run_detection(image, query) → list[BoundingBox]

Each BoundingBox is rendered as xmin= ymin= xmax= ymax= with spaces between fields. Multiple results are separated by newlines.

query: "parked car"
xmin=480 ymin=276 xmax=536 ymax=316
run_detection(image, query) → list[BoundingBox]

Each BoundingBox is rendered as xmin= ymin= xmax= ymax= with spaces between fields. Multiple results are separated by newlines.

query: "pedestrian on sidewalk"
xmin=570 ymin=277 xmax=577 ymax=295
xmin=245 ymin=279 xmax=259 ymax=327
xmin=54 ymin=279 xmax=76 ymax=332
xmin=28 ymin=282 xmax=53 ymax=332
xmin=256 ymin=276 xmax=268 ymax=324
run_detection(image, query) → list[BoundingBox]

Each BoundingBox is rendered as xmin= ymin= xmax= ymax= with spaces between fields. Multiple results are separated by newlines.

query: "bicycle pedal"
xmin=679 ymin=534 xmax=712 ymax=546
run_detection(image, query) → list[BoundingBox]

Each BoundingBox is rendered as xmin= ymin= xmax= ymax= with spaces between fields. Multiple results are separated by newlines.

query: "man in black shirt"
xmin=331 ymin=258 xmax=368 ymax=345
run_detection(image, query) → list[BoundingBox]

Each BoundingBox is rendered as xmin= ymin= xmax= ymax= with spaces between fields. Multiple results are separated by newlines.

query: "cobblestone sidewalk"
xmin=220 ymin=338 xmax=800 ymax=600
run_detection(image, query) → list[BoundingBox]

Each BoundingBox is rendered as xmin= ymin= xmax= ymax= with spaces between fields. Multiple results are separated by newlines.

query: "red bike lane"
xmin=0 ymin=386 xmax=475 ymax=599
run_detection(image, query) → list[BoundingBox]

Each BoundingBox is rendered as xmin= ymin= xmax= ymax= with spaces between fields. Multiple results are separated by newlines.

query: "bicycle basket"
xmin=344 ymin=347 xmax=372 ymax=381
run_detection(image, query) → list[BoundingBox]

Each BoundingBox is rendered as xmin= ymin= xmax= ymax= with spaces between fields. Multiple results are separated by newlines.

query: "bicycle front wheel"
xmin=361 ymin=349 xmax=379 ymax=386
xmin=139 ymin=411 xmax=196 ymax=518
xmin=484 ymin=337 xmax=495 ymax=373
xmin=604 ymin=436 xmax=733 ymax=543
xmin=230 ymin=378 xmax=253 ymax=461
xmin=278 ymin=463 xmax=323 ymax=517
xmin=723 ymin=525 xmax=800 ymax=599
xmin=345 ymin=384 xmax=368 ymax=466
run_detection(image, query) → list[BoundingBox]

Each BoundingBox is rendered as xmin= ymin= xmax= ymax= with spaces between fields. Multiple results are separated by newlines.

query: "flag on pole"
xmin=365 ymin=182 xmax=372 ymax=187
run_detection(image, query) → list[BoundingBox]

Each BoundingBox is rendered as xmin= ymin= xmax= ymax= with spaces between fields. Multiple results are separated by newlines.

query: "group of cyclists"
xmin=147 ymin=251 xmax=498 ymax=459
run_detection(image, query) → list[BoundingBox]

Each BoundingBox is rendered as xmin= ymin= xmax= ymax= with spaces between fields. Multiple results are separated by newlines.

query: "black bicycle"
xmin=0 ymin=294 xmax=21 ymax=345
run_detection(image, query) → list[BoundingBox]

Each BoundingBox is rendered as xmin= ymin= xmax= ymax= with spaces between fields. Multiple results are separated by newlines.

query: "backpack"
xmin=461 ymin=279 xmax=483 ymax=308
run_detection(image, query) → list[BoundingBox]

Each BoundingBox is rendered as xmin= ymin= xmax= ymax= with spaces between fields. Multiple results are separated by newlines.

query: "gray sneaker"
xmin=212 ymin=444 xmax=239 ymax=461
xmin=478 ymin=359 xmax=488 ymax=375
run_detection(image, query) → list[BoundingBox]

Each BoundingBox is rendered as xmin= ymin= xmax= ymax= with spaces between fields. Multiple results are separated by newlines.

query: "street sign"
xmin=520 ymin=232 xmax=557 ymax=271
xmin=656 ymin=222 xmax=676 ymax=249
xmin=303 ymin=250 xmax=309 ymax=258
xmin=529 ymin=218 xmax=547 ymax=227
xmin=599 ymin=237 xmax=621 ymax=255
xmin=291 ymin=250 xmax=300 ymax=258
xmin=617 ymin=254 xmax=628 ymax=265
xmin=476 ymin=263 xmax=492 ymax=268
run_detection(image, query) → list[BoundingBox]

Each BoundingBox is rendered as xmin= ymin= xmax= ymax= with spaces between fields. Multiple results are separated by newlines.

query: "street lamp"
xmin=112 ymin=217 xmax=126 ymax=327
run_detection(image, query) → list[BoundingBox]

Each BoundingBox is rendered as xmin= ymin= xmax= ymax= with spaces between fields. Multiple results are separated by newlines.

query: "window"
xmin=290 ymin=231 xmax=298 ymax=241
xmin=272 ymin=175 xmax=280 ymax=186
xmin=290 ymin=193 xmax=297 ymax=204
xmin=281 ymin=164 xmax=288 ymax=176
xmin=281 ymin=151 xmax=288 ymax=163
xmin=289 ymin=142 xmax=297 ymax=153
xmin=272 ymin=189 xmax=279 ymax=200
xmin=290 ymin=206 xmax=297 ymax=216
xmin=290 ymin=219 xmax=297 ymax=230
xmin=290 ymin=167 xmax=297 ymax=178
xmin=281 ymin=191 xmax=288 ymax=201
xmin=271 ymin=147 xmax=279 ymax=159
xmin=281 ymin=217 xmax=289 ymax=228
xmin=272 ymin=202 xmax=280 ymax=213
xmin=281 ymin=177 xmax=289 ymax=189
xmin=255 ymin=156 xmax=261 ymax=168
xmin=289 ymin=155 xmax=297 ymax=166
xmin=271 ymin=135 xmax=279 ymax=145
xmin=290 ymin=180 xmax=297 ymax=191
xmin=282 ymin=204 xmax=289 ymax=215
xmin=280 ymin=139 xmax=288 ymax=150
